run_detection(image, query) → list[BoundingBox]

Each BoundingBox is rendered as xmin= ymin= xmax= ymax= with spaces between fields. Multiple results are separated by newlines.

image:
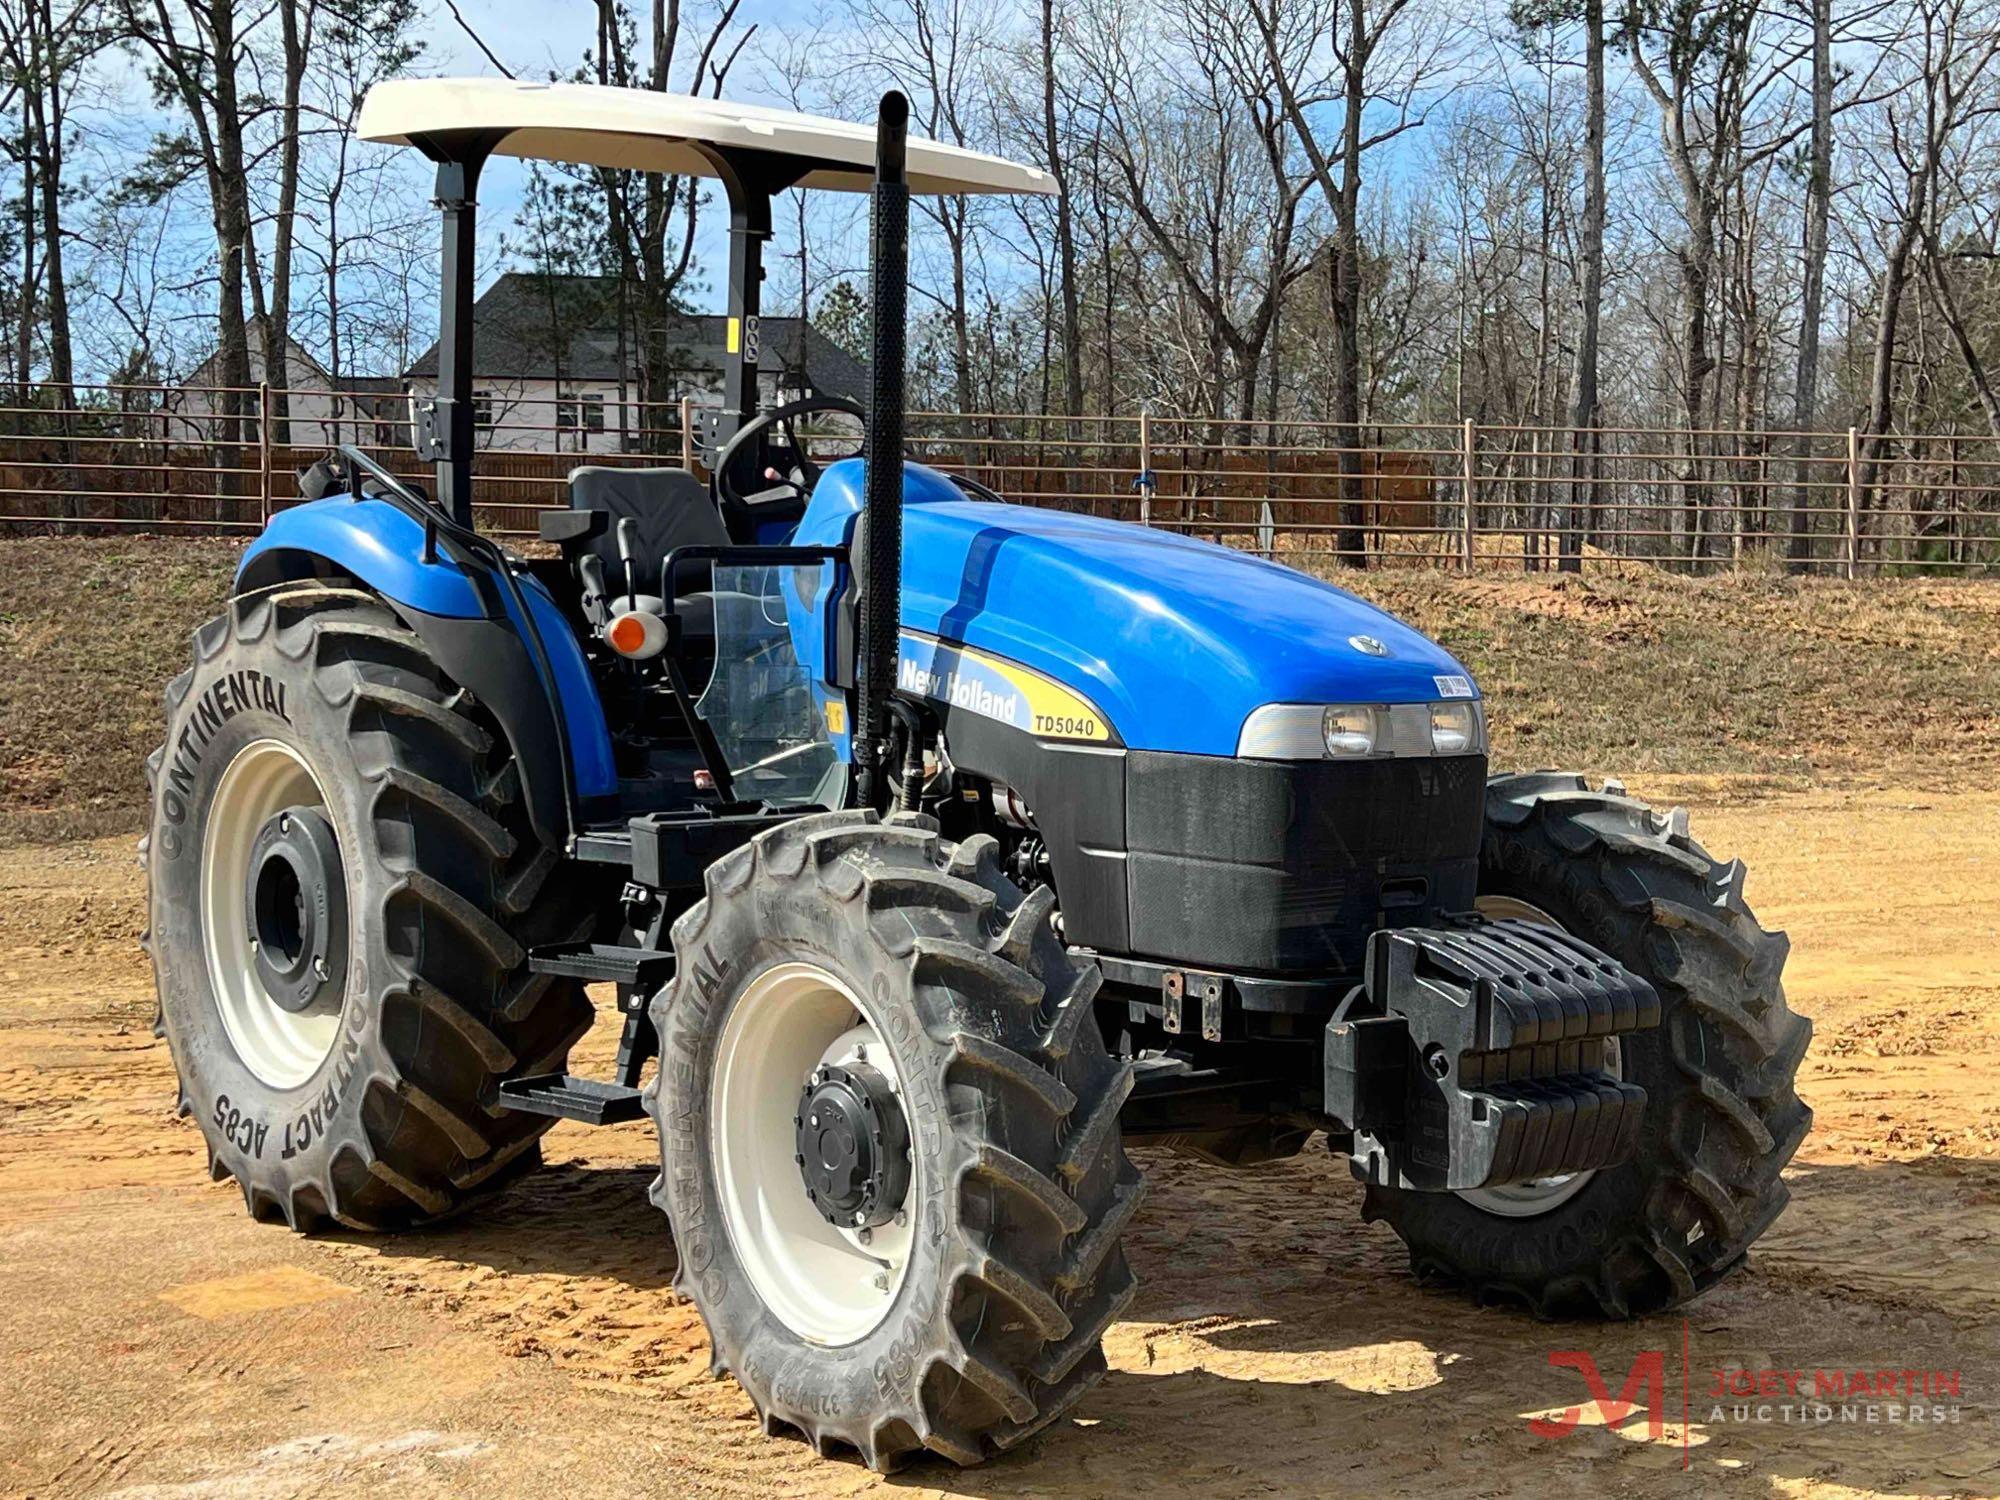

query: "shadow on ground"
xmin=308 ymin=1146 xmax=2000 ymax=1499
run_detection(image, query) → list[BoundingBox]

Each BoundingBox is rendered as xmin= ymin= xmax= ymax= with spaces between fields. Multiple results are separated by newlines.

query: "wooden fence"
xmin=1 ymin=385 xmax=1995 ymax=576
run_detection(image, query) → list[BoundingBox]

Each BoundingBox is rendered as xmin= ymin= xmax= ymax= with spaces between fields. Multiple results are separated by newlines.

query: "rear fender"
xmin=236 ymin=498 xmax=618 ymax=849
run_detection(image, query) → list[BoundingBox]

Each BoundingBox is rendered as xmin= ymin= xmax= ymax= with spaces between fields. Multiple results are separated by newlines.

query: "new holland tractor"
xmin=143 ymin=78 xmax=1811 ymax=1470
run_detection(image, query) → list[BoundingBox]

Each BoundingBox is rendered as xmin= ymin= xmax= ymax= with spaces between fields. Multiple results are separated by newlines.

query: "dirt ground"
xmin=2 ymin=777 xmax=1997 ymax=1498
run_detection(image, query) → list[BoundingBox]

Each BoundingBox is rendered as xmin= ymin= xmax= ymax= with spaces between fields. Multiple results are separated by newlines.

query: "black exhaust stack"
xmin=855 ymin=91 xmax=909 ymax=809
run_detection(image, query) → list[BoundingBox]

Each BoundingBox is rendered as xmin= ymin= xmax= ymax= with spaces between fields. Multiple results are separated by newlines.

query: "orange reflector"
xmin=607 ymin=614 xmax=648 ymax=655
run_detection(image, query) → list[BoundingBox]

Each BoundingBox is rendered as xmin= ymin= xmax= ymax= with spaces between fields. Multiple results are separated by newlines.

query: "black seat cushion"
xmin=568 ymin=465 xmax=729 ymax=600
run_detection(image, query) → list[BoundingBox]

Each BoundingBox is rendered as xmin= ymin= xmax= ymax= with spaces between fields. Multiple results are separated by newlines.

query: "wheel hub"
xmin=244 ymin=804 xmax=347 ymax=1016
xmin=795 ymin=1061 xmax=910 ymax=1229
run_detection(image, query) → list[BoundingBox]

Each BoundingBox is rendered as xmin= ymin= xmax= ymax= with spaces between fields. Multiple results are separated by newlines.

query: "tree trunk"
xmin=1563 ymin=0 xmax=1604 ymax=573
xmin=263 ymin=0 xmax=307 ymax=446
xmin=1924 ymin=251 xmax=2000 ymax=434
xmin=1858 ymin=183 xmax=1928 ymax=524
xmin=1040 ymin=0 xmax=1083 ymax=417
xmin=1786 ymin=0 xmax=1831 ymax=568
xmin=1330 ymin=0 xmax=1367 ymax=567
xmin=204 ymin=0 xmax=255 ymax=491
xmin=14 ymin=130 xmax=34 ymax=395
xmin=1678 ymin=216 xmax=1715 ymax=565
xmin=949 ymin=204 xmax=975 ymax=419
xmin=26 ymin=0 xmax=70 ymax=407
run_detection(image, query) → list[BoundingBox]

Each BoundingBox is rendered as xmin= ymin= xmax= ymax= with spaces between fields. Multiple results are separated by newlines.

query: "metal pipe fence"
xmin=1 ymin=383 xmax=1995 ymax=576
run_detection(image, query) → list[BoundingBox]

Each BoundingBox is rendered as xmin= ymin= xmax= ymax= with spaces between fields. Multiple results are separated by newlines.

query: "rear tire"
xmin=143 ymin=586 xmax=598 ymax=1230
xmin=646 ymin=810 xmax=1142 ymax=1470
xmin=1361 ymin=772 xmax=1812 ymax=1317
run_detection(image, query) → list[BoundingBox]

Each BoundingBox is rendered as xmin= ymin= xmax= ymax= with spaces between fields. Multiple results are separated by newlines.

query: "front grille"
xmin=1121 ymin=751 xmax=1487 ymax=975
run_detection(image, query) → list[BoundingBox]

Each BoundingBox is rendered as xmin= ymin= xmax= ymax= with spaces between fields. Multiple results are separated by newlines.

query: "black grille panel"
xmin=1122 ymin=752 xmax=1487 ymax=974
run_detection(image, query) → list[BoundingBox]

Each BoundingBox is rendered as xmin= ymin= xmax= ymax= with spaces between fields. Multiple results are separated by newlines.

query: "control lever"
xmin=578 ymin=553 xmax=608 ymax=619
xmin=616 ymin=517 xmax=639 ymax=612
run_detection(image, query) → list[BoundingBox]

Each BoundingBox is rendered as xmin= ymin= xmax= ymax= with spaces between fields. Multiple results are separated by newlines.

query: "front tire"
xmin=646 ymin=810 xmax=1142 ymax=1470
xmin=143 ymin=586 xmax=598 ymax=1230
xmin=1361 ymin=772 xmax=1812 ymax=1317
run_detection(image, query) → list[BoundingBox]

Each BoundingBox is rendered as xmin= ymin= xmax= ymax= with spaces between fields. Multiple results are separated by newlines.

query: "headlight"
xmin=1322 ymin=706 xmax=1378 ymax=757
xmin=1430 ymin=701 xmax=1481 ymax=755
xmin=1237 ymin=700 xmax=1484 ymax=759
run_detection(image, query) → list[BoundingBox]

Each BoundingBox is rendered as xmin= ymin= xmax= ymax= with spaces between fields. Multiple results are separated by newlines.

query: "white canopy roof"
xmin=358 ymin=78 xmax=1055 ymax=196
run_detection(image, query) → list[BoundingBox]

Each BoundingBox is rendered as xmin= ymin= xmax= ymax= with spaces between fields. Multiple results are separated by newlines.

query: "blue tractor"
xmin=143 ymin=79 xmax=1811 ymax=1470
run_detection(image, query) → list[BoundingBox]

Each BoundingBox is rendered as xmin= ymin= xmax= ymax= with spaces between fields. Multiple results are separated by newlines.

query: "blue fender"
xmin=238 ymin=498 xmax=619 ymax=837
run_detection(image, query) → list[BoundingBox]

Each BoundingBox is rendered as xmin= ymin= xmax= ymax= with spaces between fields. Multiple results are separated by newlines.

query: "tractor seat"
xmin=567 ymin=465 xmax=730 ymax=602
xmin=564 ymin=465 xmax=742 ymax=652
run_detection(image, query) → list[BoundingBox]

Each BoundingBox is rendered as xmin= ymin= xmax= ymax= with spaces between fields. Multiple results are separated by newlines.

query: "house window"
xmin=556 ymin=394 xmax=605 ymax=432
xmin=472 ymin=391 xmax=495 ymax=430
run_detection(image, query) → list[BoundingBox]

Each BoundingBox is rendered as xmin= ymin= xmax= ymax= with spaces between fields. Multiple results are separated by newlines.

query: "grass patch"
xmin=1336 ymin=568 xmax=2000 ymax=790
xmin=0 ymin=537 xmax=243 ymax=846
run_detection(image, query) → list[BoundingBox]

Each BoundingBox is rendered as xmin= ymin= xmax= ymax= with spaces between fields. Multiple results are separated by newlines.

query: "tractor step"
xmin=527 ymin=942 xmax=673 ymax=987
xmin=495 ymin=1073 xmax=648 ymax=1125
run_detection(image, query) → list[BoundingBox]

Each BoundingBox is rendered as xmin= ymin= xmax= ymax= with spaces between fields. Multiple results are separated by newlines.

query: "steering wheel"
xmin=711 ymin=395 xmax=865 ymax=531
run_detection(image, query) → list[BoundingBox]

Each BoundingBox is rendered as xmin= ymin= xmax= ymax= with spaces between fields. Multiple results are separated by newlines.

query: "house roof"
xmin=359 ymin=78 xmax=1055 ymax=197
xmin=403 ymin=274 xmax=868 ymax=401
xmin=177 ymin=323 xmax=330 ymax=389
xmin=178 ymin=322 xmax=405 ymax=398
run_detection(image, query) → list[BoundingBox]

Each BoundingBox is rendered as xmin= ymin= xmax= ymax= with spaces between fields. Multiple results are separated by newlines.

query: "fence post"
xmin=680 ymin=395 xmax=695 ymax=470
xmin=1138 ymin=409 xmax=1153 ymax=527
xmin=1845 ymin=425 xmax=1861 ymax=580
xmin=1462 ymin=417 xmax=1478 ymax=572
xmin=258 ymin=381 xmax=273 ymax=524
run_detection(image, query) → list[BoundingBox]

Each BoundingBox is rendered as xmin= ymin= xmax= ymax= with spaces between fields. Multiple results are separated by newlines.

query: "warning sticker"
xmin=899 ymin=632 xmax=1114 ymax=743
xmin=1434 ymin=674 xmax=1475 ymax=699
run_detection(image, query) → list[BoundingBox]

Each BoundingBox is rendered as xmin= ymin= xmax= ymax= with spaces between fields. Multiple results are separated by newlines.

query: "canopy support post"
xmin=696 ymin=146 xmax=809 ymax=494
xmin=409 ymin=131 xmax=499 ymax=530
xmin=721 ymin=186 xmax=769 ymax=452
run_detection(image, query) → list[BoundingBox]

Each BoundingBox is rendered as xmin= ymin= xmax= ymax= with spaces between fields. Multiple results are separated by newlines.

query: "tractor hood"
xmin=796 ymin=459 xmax=1476 ymax=757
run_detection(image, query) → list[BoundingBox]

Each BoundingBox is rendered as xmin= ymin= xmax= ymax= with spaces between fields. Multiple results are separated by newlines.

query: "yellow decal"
xmin=725 ymin=316 xmax=741 ymax=355
xmin=824 ymin=699 xmax=848 ymax=735
xmin=898 ymin=632 xmax=1113 ymax=743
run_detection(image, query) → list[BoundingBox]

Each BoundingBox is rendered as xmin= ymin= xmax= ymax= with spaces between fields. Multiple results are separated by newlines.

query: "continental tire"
xmin=1362 ymin=772 xmax=1812 ymax=1318
xmin=143 ymin=586 xmax=598 ymax=1230
xmin=645 ymin=810 xmax=1143 ymax=1470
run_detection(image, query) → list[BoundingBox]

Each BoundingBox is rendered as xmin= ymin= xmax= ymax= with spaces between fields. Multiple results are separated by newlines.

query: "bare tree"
xmin=118 ymin=0 xmax=266 ymax=441
xmin=0 ymin=0 xmax=105 ymax=407
xmin=1251 ymin=0 xmax=1452 ymax=564
xmin=1851 ymin=0 xmax=2000 ymax=534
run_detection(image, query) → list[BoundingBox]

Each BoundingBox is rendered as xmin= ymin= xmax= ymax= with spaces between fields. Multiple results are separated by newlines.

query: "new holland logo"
xmin=897 ymin=633 xmax=1113 ymax=743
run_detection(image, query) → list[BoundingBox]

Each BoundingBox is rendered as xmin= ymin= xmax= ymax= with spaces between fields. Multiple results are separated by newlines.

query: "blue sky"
xmin=424 ymin=0 xmax=871 ymax=319
xmin=79 ymin=0 xmax=1510 ymax=381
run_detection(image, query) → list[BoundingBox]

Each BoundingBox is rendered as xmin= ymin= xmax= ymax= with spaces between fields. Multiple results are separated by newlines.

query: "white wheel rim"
xmin=710 ymin=962 xmax=917 ymax=1346
xmin=1453 ymin=894 xmax=1623 ymax=1219
xmin=199 ymin=739 xmax=343 ymax=1090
